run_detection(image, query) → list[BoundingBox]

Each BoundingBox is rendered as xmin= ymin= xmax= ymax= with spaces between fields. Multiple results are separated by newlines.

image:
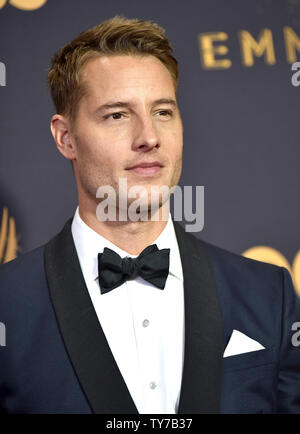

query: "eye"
xmin=105 ymin=112 xmax=125 ymax=120
xmin=157 ymin=109 xmax=172 ymax=118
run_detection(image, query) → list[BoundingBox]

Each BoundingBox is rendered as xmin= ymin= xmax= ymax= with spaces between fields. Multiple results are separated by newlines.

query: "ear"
xmin=50 ymin=114 xmax=76 ymax=161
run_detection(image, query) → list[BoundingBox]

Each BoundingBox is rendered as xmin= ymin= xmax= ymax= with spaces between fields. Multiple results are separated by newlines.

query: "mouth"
xmin=125 ymin=161 xmax=163 ymax=176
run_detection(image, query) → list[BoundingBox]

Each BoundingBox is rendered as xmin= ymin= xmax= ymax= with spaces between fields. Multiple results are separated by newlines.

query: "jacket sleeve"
xmin=276 ymin=267 xmax=300 ymax=413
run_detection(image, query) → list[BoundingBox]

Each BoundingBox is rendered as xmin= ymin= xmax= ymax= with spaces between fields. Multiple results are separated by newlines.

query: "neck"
xmin=77 ymin=200 xmax=170 ymax=255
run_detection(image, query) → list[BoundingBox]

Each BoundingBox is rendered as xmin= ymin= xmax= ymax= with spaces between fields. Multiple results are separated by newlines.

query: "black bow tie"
xmin=98 ymin=244 xmax=170 ymax=294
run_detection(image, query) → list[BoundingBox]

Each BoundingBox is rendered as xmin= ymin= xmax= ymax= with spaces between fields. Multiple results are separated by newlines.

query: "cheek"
xmin=76 ymin=121 xmax=129 ymax=158
xmin=163 ymin=119 xmax=183 ymax=146
xmin=167 ymin=130 xmax=183 ymax=158
xmin=76 ymin=137 xmax=124 ymax=177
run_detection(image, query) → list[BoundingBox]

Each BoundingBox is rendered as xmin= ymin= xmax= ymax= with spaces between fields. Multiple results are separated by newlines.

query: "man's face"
xmin=71 ymin=54 xmax=183 ymax=216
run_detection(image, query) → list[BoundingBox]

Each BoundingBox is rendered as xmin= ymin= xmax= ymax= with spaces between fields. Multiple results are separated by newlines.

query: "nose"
xmin=132 ymin=113 xmax=160 ymax=152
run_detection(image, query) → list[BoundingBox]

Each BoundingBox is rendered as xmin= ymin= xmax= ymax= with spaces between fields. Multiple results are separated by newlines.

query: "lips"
xmin=126 ymin=161 xmax=163 ymax=170
xmin=126 ymin=161 xmax=163 ymax=176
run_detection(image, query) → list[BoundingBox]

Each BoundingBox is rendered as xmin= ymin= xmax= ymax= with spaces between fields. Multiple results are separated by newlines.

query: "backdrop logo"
xmin=291 ymin=62 xmax=300 ymax=86
xmin=198 ymin=26 xmax=300 ymax=69
xmin=0 ymin=0 xmax=47 ymax=10
xmin=0 ymin=322 xmax=6 ymax=347
xmin=243 ymin=246 xmax=300 ymax=297
xmin=0 ymin=207 xmax=19 ymax=264
xmin=0 ymin=61 xmax=5 ymax=86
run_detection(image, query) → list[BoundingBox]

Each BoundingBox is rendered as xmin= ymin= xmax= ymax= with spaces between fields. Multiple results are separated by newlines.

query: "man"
xmin=0 ymin=16 xmax=299 ymax=414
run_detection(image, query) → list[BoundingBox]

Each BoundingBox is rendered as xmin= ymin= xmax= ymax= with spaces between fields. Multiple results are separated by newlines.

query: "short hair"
xmin=47 ymin=16 xmax=178 ymax=125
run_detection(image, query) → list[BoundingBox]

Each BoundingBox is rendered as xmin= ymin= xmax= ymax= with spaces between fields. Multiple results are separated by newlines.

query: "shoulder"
xmin=0 ymin=217 xmax=73 ymax=294
xmin=0 ymin=245 xmax=46 ymax=303
xmin=201 ymin=237 xmax=282 ymax=281
xmin=0 ymin=244 xmax=45 ymax=276
xmin=174 ymin=221 xmax=285 ymax=296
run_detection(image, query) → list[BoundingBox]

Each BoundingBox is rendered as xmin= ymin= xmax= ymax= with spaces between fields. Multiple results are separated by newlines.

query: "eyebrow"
xmin=94 ymin=98 xmax=177 ymax=114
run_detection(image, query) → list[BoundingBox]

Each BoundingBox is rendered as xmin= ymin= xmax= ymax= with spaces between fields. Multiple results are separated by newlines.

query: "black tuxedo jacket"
xmin=0 ymin=218 xmax=299 ymax=414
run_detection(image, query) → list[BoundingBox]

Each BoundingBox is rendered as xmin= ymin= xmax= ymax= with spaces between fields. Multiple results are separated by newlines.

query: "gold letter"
xmin=198 ymin=32 xmax=231 ymax=70
xmin=283 ymin=26 xmax=300 ymax=64
xmin=9 ymin=0 xmax=47 ymax=10
xmin=239 ymin=29 xmax=275 ymax=67
xmin=0 ymin=0 xmax=7 ymax=10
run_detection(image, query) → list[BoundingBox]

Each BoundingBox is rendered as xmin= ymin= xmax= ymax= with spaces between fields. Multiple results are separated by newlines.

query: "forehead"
xmin=79 ymin=54 xmax=176 ymax=102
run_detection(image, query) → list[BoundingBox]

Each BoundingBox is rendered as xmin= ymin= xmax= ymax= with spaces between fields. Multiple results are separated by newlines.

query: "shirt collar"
xmin=71 ymin=206 xmax=183 ymax=284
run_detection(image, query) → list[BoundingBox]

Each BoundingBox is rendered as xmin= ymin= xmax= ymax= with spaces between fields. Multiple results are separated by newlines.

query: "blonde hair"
xmin=47 ymin=16 xmax=178 ymax=124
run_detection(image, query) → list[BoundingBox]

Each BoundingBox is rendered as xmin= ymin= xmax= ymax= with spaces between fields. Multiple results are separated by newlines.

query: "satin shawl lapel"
xmin=174 ymin=221 xmax=224 ymax=414
xmin=44 ymin=218 xmax=139 ymax=414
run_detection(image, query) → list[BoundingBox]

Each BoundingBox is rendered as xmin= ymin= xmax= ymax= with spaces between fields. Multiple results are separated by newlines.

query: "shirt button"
xmin=142 ymin=319 xmax=150 ymax=328
xmin=149 ymin=382 xmax=157 ymax=390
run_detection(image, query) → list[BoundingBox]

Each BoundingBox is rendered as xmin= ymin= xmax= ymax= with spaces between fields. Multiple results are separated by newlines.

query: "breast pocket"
xmin=222 ymin=346 xmax=276 ymax=372
xmin=221 ymin=347 xmax=278 ymax=413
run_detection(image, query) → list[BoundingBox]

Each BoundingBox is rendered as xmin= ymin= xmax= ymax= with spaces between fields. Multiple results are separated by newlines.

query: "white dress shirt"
xmin=71 ymin=207 xmax=185 ymax=414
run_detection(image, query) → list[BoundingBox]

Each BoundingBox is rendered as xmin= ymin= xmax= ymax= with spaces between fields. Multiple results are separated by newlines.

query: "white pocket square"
xmin=223 ymin=329 xmax=265 ymax=358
